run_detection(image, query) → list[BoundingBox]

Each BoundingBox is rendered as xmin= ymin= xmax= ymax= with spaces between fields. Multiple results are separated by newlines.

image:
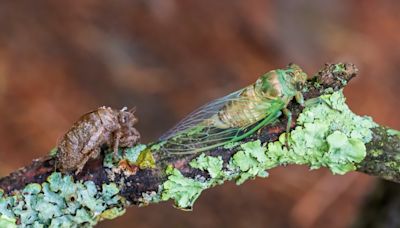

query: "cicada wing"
xmin=159 ymin=89 xmax=246 ymax=141
xmin=160 ymin=99 xmax=285 ymax=155
xmin=160 ymin=124 xmax=244 ymax=154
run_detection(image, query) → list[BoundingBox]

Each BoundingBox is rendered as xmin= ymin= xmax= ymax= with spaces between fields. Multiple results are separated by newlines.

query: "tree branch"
xmin=0 ymin=63 xmax=398 ymax=227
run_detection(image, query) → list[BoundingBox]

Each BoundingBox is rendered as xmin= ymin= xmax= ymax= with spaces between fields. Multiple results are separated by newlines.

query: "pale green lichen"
xmin=161 ymin=166 xmax=209 ymax=209
xmin=387 ymin=129 xmax=400 ymax=137
xmin=103 ymin=144 xmax=154 ymax=169
xmin=0 ymin=215 xmax=16 ymax=228
xmin=0 ymin=173 xmax=125 ymax=227
xmin=161 ymin=142 xmax=271 ymax=208
xmin=284 ymin=90 xmax=376 ymax=174
xmin=230 ymin=141 xmax=269 ymax=184
xmin=223 ymin=142 xmax=240 ymax=149
xmin=370 ymin=149 xmax=383 ymax=157
xmin=325 ymin=131 xmax=366 ymax=174
xmin=124 ymin=144 xmax=147 ymax=164
xmin=189 ymin=154 xmax=223 ymax=179
xmin=139 ymin=189 xmax=162 ymax=206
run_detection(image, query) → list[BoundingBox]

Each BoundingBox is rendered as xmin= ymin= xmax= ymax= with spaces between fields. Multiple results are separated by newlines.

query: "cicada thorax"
xmin=96 ymin=107 xmax=121 ymax=132
xmin=260 ymin=70 xmax=284 ymax=99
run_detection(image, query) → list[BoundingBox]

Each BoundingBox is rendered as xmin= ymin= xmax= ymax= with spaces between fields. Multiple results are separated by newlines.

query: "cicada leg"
xmin=73 ymin=148 xmax=101 ymax=175
xmin=113 ymin=131 xmax=122 ymax=161
xmin=305 ymin=97 xmax=342 ymax=113
xmin=232 ymin=108 xmax=283 ymax=142
xmin=282 ymin=108 xmax=292 ymax=148
xmin=295 ymin=91 xmax=305 ymax=106
xmin=278 ymin=91 xmax=303 ymax=149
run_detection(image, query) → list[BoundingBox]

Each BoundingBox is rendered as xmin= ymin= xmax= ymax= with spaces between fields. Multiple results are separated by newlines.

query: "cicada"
xmin=159 ymin=64 xmax=307 ymax=155
xmin=56 ymin=107 xmax=140 ymax=174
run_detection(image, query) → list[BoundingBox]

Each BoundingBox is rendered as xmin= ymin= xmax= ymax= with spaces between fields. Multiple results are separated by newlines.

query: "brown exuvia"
xmin=56 ymin=106 xmax=141 ymax=174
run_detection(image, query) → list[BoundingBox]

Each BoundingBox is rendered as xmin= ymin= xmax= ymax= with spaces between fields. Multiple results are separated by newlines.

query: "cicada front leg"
xmin=75 ymin=147 xmax=101 ymax=175
xmin=295 ymin=91 xmax=305 ymax=106
xmin=305 ymin=97 xmax=342 ymax=113
xmin=282 ymin=92 xmax=303 ymax=148
xmin=113 ymin=131 xmax=121 ymax=154
xmin=282 ymin=108 xmax=292 ymax=148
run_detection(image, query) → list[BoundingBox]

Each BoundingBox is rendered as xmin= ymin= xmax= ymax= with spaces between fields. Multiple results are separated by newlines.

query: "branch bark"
xmin=0 ymin=63 xmax=398 ymax=227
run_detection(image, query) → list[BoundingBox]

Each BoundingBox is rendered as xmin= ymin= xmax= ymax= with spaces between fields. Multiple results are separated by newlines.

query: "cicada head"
xmin=254 ymin=64 xmax=308 ymax=101
xmin=287 ymin=63 xmax=307 ymax=91
xmin=273 ymin=64 xmax=308 ymax=100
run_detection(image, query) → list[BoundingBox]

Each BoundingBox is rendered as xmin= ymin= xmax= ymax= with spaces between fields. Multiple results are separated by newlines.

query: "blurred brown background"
xmin=0 ymin=1 xmax=399 ymax=228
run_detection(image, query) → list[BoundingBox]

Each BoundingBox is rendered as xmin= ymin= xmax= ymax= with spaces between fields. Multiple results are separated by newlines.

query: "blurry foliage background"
xmin=0 ymin=1 xmax=399 ymax=228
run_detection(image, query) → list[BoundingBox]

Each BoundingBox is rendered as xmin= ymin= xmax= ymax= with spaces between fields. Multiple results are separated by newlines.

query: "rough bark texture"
xmin=358 ymin=127 xmax=400 ymax=182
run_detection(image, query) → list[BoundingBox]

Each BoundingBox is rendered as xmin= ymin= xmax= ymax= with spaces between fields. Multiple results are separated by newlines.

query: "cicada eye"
xmin=295 ymin=81 xmax=304 ymax=90
xmin=266 ymin=88 xmax=279 ymax=98
xmin=287 ymin=72 xmax=295 ymax=77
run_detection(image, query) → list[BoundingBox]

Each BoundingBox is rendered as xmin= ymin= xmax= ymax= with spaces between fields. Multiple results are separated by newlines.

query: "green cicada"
xmin=159 ymin=64 xmax=308 ymax=154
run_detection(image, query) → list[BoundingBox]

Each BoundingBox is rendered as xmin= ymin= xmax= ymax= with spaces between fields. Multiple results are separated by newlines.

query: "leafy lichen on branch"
xmin=0 ymin=173 xmax=125 ymax=227
xmin=285 ymin=90 xmax=376 ymax=173
xmin=158 ymin=90 xmax=378 ymax=209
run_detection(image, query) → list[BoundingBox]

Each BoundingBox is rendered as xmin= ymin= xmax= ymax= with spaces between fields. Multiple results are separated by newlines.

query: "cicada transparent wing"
xmin=159 ymin=89 xmax=284 ymax=155
xmin=159 ymin=89 xmax=245 ymax=141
